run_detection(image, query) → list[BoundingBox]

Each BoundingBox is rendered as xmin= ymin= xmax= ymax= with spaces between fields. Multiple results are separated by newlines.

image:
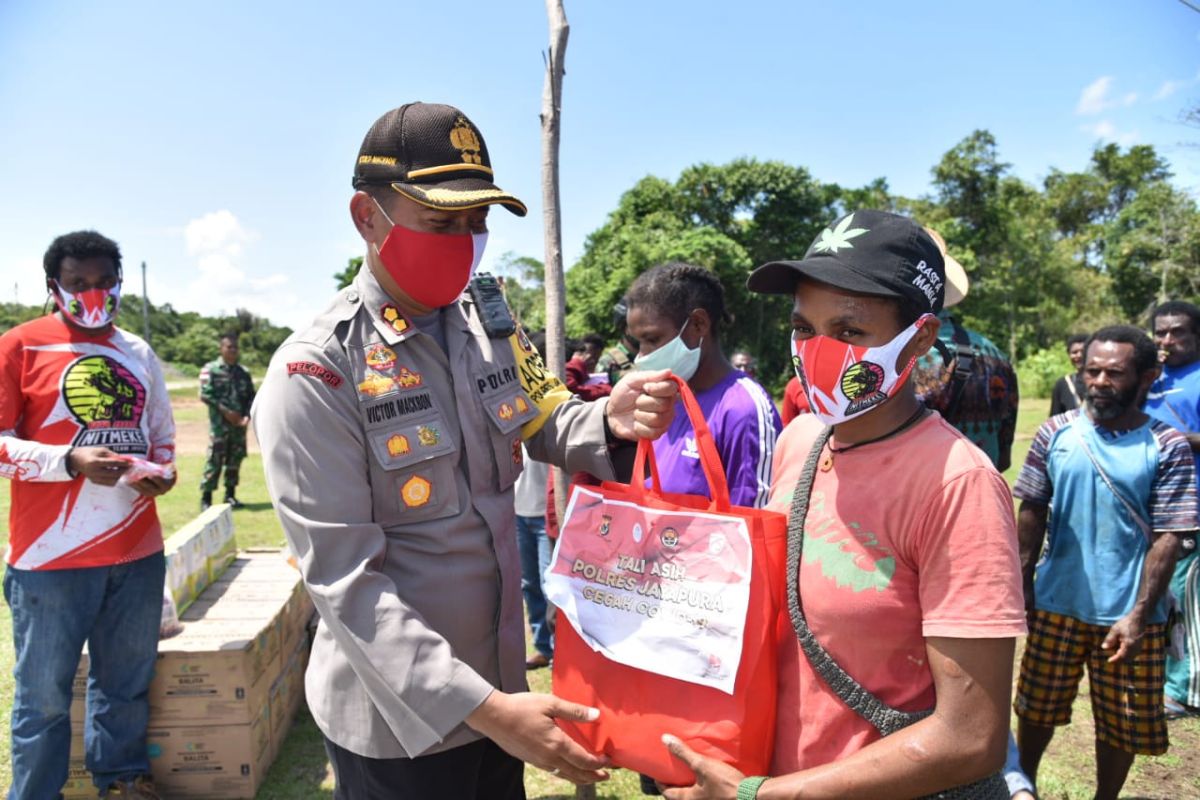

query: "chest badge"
xmin=365 ymin=344 xmax=397 ymax=372
xmin=386 ymin=434 xmax=411 ymax=457
xmin=401 ymin=475 xmax=432 ymax=508
xmin=416 ymin=425 xmax=440 ymax=447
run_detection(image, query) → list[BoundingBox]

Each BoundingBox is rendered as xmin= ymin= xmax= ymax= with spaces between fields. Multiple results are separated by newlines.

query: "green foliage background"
xmin=0 ymin=296 xmax=292 ymax=369
xmin=557 ymin=132 xmax=1199 ymax=392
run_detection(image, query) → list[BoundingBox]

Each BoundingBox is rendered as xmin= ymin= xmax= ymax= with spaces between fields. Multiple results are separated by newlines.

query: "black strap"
xmin=785 ymin=427 xmax=929 ymax=735
xmin=935 ymin=318 xmax=978 ymax=421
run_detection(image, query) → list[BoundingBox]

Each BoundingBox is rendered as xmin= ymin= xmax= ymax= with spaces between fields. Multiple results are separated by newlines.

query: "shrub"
xmin=1016 ymin=347 xmax=1073 ymax=400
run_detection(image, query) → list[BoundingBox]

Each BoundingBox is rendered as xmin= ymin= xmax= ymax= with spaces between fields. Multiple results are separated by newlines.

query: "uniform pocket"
xmin=360 ymin=390 xmax=462 ymax=524
xmin=386 ymin=457 xmax=460 ymax=522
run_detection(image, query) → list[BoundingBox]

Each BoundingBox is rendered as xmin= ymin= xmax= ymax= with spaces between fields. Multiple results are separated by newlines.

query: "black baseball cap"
xmin=353 ymin=103 xmax=528 ymax=216
xmin=747 ymin=210 xmax=946 ymax=314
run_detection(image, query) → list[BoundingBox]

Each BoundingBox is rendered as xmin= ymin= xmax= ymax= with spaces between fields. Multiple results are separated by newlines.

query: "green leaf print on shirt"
xmin=801 ymin=489 xmax=896 ymax=593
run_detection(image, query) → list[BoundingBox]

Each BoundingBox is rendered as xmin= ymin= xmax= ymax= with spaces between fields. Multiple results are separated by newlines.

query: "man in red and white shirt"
xmin=1 ymin=230 xmax=175 ymax=800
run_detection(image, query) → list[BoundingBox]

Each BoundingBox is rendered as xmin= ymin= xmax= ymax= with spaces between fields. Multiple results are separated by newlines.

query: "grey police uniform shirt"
xmin=253 ymin=266 xmax=617 ymax=759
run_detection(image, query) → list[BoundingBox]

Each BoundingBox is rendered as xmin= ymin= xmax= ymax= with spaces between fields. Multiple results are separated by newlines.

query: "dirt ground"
xmin=174 ymin=397 xmax=261 ymax=456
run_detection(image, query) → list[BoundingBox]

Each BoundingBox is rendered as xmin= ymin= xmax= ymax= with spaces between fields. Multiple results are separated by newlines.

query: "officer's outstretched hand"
xmin=606 ymin=369 xmax=678 ymax=440
xmin=465 ymin=690 xmax=609 ymax=784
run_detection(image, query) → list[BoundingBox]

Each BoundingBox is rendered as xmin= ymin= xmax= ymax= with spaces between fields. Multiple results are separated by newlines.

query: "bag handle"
xmin=629 ymin=374 xmax=732 ymax=511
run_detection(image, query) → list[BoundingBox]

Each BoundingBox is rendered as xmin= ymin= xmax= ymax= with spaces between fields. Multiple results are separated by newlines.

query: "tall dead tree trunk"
xmin=541 ymin=0 xmax=569 ymax=393
xmin=541 ymin=2 xmax=572 ymax=526
xmin=540 ymin=4 xmax=594 ymax=800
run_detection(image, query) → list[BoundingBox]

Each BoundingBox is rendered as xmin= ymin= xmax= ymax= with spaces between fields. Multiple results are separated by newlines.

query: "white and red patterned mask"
xmin=53 ymin=281 xmax=121 ymax=329
xmin=791 ymin=314 xmax=931 ymax=426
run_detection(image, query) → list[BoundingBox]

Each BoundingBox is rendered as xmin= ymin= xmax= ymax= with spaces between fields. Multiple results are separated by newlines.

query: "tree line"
xmin=544 ymin=130 xmax=1197 ymax=393
xmin=0 ymin=296 xmax=291 ymax=371
xmin=324 ymin=128 xmax=1195 ymax=394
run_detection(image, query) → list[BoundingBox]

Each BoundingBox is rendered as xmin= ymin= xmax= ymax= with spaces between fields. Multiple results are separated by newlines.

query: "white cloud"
xmin=1076 ymin=76 xmax=1137 ymax=115
xmin=1079 ymin=120 xmax=1139 ymax=146
xmin=164 ymin=210 xmax=301 ymax=324
xmin=184 ymin=210 xmax=254 ymax=258
xmin=1154 ymin=79 xmax=1186 ymax=101
xmin=1153 ymin=69 xmax=1200 ymax=101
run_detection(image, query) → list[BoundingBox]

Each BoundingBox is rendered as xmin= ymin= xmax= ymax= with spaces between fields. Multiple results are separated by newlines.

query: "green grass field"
xmin=0 ymin=396 xmax=1197 ymax=798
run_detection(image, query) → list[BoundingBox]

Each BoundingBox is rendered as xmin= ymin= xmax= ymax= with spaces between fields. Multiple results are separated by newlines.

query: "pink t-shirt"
xmin=767 ymin=412 xmax=1025 ymax=773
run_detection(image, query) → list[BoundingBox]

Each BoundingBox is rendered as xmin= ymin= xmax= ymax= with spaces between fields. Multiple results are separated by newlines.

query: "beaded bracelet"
xmin=737 ymin=776 xmax=768 ymax=800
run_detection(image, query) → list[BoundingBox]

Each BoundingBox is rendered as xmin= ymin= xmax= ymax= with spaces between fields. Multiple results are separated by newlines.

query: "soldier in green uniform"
xmin=199 ymin=333 xmax=256 ymax=509
xmin=596 ymin=296 xmax=638 ymax=386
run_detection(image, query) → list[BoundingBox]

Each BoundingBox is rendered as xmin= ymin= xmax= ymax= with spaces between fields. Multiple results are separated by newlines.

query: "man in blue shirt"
xmin=1144 ymin=300 xmax=1200 ymax=717
xmin=1013 ymin=325 xmax=1198 ymax=800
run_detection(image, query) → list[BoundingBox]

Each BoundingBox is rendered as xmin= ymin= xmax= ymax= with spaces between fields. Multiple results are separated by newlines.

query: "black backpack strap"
xmin=939 ymin=317 xmax=978 ymax=420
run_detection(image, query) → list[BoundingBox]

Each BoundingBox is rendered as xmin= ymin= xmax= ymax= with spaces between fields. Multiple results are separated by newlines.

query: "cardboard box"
xmin=269 ymin=633 xmax=311 ymax=761
xmin=61 ymin=758 xmax=95 ymax=799
xmin=208 ymin=550 xmax=314 ymax=652
xmin=164 ymin=504 xmax=235 ymax=614
xmin=150 ymin=620 xmax=281 ymax=726
xmin=200 ymin=506 xmax=238 ymax=581
xmin=62 ymin=549 xmax=310 ymax=796
xmin=180 ymin=598 xmax=283 ymax=682
xmin=146 ymin=704 xmax=272 ymax=799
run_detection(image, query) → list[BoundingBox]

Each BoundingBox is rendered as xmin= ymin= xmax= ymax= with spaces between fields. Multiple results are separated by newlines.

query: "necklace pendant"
xmin=819 ymin=451 xmax=834 ymax=472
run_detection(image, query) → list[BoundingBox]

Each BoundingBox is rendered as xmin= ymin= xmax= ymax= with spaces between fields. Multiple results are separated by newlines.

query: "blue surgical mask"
xmin=634 ymin=320 xmax=702 ymax=381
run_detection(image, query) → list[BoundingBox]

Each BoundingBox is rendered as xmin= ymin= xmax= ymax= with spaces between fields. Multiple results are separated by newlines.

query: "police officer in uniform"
xmin=252 ymin=103 xmax=677 ymax=800
xmin=199 ymin=332 xmax=255 ymax=509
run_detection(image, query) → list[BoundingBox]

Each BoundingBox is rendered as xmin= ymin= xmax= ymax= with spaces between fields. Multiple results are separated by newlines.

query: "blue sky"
xmin=1 ymin=0 xmax=1197 ymax=329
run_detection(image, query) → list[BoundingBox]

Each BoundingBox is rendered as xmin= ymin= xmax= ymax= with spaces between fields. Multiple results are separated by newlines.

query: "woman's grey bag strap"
xmin=785 ymin=426 xmax=1008 ymax=800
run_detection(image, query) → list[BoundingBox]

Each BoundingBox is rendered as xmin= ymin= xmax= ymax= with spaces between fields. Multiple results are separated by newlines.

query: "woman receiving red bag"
xmin=659 ymin=212 xmax=1024 ymax=800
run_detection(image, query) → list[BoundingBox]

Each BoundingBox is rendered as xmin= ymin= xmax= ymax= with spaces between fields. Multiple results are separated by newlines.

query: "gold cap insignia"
xmin=449 ymin=117 xmax=483 ymax=166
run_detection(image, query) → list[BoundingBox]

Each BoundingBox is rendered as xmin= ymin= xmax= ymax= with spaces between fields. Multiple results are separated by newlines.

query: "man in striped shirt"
xmin=1013 ymin=325 xmax=1199 ymax=800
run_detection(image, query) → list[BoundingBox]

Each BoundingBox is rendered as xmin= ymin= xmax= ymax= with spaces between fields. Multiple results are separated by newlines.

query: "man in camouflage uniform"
xmin=199 ymin=333 xmax=255 ymax=509
xmin=596 ymin=296 xmax=638 ymax=386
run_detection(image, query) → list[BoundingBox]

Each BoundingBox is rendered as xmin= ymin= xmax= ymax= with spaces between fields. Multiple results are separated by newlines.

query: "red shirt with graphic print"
xmin=766 ymin=412 xmax=1024 ymax=771
xmin=0 ymin=315 xmax=175 ymax=570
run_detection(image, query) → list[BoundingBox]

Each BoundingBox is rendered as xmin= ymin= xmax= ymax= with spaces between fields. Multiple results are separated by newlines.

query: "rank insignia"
xmin=599 ymin=514 xmax=612 ymax=537
xmin=514 ymin=396 xmax=529 ymax=414
xmin=395 ymin=367 xmax=423 ymax=389
xmin=498 ymin=402 xmax=514 ymax=421
xmin=386 ymin=434 xmax=410 ymax=457
xmin=401 ymin=475 xmax=432 ymax=508
xmin=511 ymin=438 xmax=523 ymax=466
xmin=380 ymin=304 xmax=410 ymax=335
xmin=365 ymin=344 xmax=397 ymax=372
xmin=417 ymin=425 xmax=440 ymax=447
xmin=357 ymin=373 xmax=395 ymax=398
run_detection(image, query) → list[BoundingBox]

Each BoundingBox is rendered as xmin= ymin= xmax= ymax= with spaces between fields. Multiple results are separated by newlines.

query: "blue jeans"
xmin=516 ymin=515 xmax=553 ymax=659
xmin=4 ymin=552 xmax=165 ymax=800
xmin=1004 ymin=730 xmax=1034 ymax=796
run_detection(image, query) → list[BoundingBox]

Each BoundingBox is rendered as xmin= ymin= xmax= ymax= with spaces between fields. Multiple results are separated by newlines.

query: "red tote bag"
xmin=545 ymin=376 xmax=787 ymax=785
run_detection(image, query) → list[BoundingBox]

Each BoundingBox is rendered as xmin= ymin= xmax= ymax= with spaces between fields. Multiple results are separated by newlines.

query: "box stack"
xmin=164 ymin=504 xmax=238 ymax=616
xmin=65 ymin=550 xmax=314 ymax=799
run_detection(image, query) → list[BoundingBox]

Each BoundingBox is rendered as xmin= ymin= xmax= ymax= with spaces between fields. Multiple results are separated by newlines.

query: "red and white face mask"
xmin=53 ymin=281 xmax=121 ymax=329
xmin=372 ymin=199 xmax=487 ymax=309
xmin=791 ymin=314 xmax=932 ymax=426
